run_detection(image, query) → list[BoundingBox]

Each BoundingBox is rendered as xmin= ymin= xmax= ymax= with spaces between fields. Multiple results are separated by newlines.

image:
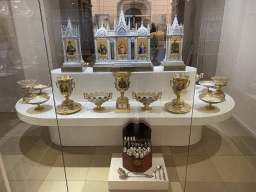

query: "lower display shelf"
xmin=108 ymin=153 xmax=169 ymax=191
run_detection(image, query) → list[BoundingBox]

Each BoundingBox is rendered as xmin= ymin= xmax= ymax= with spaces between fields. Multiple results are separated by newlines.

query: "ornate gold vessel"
xmin=113 ymin=71 xmax=131 ymax=112
xmin=199 ymin=80 xmax=215 ymax=93
xmin=84 ymin=92 xmax=113 ymax=111
xmin=25 ymin=95 xmax=50 ymax=111
xmin=199 ymin=93 xmax=225 ymax=110
xmin=132 ymin=92 xmax=162 ymax=111
xmin=56 ymin=75 xmax=82 ymax=115
xmin=17 ymin=79 xmax=36 ymax=103
xmin=211 ymin=76 xmax=231 ymax=98
xmin=34 ymin=84 xmax=48 ymax=95
xmin=165 ymin=73 xmax=191 ymax=114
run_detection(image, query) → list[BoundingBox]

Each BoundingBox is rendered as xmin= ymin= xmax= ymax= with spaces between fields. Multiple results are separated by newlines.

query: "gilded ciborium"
xmin=84 ymin=92 xmax=113 ymax=111
xmin=17 ymin=79 xmax=36 ymax=104
xmin=55 ymin=75 xmax=82 ymax=115
xmin=211 ymin=76 xmax=231 ymax=98
xmin=132 ymin=92 xmax=162 ymax=111
xmin=113 ymin=71 xmax=131 ymax=112
xmin=165 ymin=73 xmax=191 ymax=114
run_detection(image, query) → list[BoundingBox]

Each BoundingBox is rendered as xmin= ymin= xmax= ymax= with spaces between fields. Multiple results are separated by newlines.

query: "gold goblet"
xmin=84 ymin=92 xmax=113 ymax=111
xmin=211 ymin=76 xmax=231 ymax=98
xmin=55 ymin=75 xmax=82 ymax=115
xmin=17 ymin=79 xmax=36 ymax=103
xmin=132 ymin=92 xmax=162 ymax=111
xmin=165 ymin=73 xmax=191 ymax=114
xmin=113 ymin=71 xmax=131 ymax=113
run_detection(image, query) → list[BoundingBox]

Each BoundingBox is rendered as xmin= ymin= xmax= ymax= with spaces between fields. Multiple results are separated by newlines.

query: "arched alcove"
xmin=117 ymin=0 xmax=151 ymax=27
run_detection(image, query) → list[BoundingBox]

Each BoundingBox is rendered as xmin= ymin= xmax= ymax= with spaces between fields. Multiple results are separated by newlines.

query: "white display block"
xmin=108 ymin=153 xmax=169 ymax=191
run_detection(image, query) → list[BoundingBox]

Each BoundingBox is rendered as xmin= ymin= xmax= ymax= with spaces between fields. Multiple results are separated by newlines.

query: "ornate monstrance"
xmin=93 ymin=8 xmax=153 ymax=72
xmin=163 ymin=16 xmax=185 ymax=71
xmin=61 ymin=18 xmax=85 ymax=72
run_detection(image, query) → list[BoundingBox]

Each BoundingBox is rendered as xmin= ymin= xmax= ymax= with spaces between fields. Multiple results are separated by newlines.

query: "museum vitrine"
xmin=1 ymin=0 xmax=255 ymax=192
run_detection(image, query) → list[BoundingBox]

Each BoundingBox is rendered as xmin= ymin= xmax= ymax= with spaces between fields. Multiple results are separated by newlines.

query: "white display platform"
xmin=15 ymin=66 xmax=235 ymax=146
xmin=108 ymin=153 xmax=169 ymax=191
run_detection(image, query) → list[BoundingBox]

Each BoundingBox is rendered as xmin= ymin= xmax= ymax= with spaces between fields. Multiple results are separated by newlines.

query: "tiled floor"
xmin=0 ymin=114 xmax=255 ymax=192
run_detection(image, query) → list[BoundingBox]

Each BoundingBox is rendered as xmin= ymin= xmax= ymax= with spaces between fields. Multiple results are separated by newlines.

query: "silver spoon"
xmin=153 ymin=169 xmax=157 ymax=179
xmin=117 ymin=168 xmax=153 ymax=178
xmin=156 ymin=165 xmax=162 ymax=180
xmin=161 ymin=165 xmax=166 ymax=181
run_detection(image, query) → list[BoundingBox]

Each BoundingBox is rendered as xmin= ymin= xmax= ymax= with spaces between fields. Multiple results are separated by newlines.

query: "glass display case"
xmin=0 ymin=0 xmax=255 ymax=192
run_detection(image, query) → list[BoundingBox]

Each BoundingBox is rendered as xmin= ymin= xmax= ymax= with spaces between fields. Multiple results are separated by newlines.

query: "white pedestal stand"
xmin=108 ymin=153 xmax=169 ymax=191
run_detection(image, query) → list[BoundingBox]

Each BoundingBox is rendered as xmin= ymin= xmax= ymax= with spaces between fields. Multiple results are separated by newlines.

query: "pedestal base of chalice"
xmin=115 ymin=97 xmax=130 ymax=113
xmin=56 ymin=75 xmax=82 ymax=115
xmin=165 ymin=101 xmax=191 ymax=114
xmin=56 ymin=101 xmax=82 ymax=115
xmin=113 ymin=71 xmax=131 ymax=113
xmin=165 ymin=73 xmax=191 ymax=114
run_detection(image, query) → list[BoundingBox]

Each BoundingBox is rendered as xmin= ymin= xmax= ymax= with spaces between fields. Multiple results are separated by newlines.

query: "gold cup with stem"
xmin=211 ymin=76 xmax=231 ymax=98
xmin=165 ymin=73 xmax=191 ymax=114
xmin=113 ymin=71 xmax=131 ymax=112
xmin=17 ymin=79 xmax=36 ymax=103
xmin=55 ymin=75 xmax=81 ymax=115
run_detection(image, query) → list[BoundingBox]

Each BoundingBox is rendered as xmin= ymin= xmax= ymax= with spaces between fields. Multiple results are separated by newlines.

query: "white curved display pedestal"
xmin=15 ymin=66 xmax=235 ymax=146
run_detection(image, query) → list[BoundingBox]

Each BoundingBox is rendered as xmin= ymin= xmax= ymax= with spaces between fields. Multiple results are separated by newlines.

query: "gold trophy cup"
xmin=113 ymin=71 xmax=131 ymax=112
xmin=165 ymin=73 xmax=191 ymax=114
xmin=55 ymin=75 xmax=82 ymax=115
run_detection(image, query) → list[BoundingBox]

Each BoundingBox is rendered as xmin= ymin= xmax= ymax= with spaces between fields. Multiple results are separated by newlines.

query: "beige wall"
xmin=91 ymin=0 xmax=173 ymax=25
xmin=216 ymin=0 xmax=256 ymax=135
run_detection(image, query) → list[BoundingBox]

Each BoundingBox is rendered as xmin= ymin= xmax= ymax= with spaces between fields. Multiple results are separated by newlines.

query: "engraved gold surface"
xmin=113 ymin=71 xmax=131 ymax=113
xmin=132 ymin=92 xmax=162 ymax=111
xmin=84 ymin=92 xmax=113 ymax=111
xmin=199 ymin=93 xmax=225 ymax=110
xmin=25 ymin=95 xmax=50 ymax=111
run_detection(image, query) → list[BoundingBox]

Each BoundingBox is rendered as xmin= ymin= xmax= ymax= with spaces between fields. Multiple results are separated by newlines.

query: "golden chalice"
xmin=211 ymin=76 xmax=231 ymax=98
xmin=132 ymin=92 xmax=162 ymax=111
xmin=17 ymin=79 xmax=36 ymax=103
xmin=56 ymin=75 xmax=81 ymax=115
xmin=165 ymin=73 xmax=191 ymax=114
xmin=84 ymin=92 xmax=113 ymax=111
xmin=113 ymin=71 xmax=131 ymax=113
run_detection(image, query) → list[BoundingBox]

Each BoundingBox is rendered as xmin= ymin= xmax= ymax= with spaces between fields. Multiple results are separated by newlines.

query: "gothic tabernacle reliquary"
xmin=163 ymin=16 xmax=185 ymax=71
xmin=93 ymin=8 xmax=153 ymax=72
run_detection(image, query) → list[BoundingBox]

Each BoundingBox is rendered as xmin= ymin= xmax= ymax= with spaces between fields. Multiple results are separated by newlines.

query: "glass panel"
xmin=0 ymin=0 xmax=67 ymax=191
xmin=4 ymin=0 xmax=255 ymax=192
xmin=49 ymin=0 xmax=193 ymax=191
